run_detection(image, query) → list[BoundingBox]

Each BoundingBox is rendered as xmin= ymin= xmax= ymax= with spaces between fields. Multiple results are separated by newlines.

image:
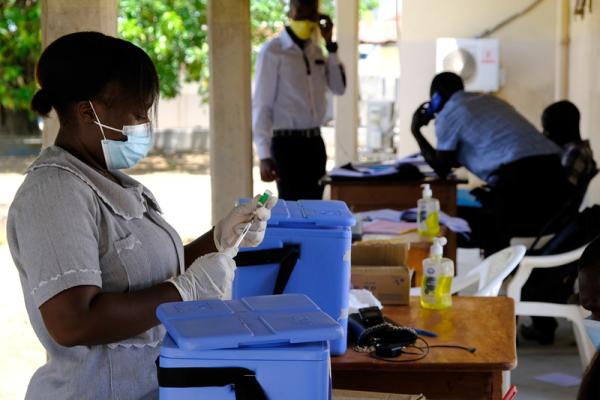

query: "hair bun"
xmin=31 ymin=88 xmax=53 ymax=116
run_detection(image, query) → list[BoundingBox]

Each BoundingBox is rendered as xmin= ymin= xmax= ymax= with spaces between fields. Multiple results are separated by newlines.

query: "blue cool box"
xmin=234 ymin=200 xmax=355 ymax=355
xmin=157 ymin=294 xmax=342 ymax=400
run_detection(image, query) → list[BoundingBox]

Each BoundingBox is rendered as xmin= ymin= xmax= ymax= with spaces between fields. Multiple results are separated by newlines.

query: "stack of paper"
xmin=362 ymin=219 xmax=418 ymax=235
xmin=356 ymin=208 xmax=471 ymax=235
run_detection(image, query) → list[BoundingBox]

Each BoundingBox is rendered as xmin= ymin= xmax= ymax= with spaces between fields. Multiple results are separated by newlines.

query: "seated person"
xmin=519 ymin=102 xmax=598 ymax=345
xmin=576 ymin=237 xmax=600 ymax=400
xmin=542 ymin=100 xmax=597 ymax=193
xmin=411 ymin=72 xmax=572 ymax=254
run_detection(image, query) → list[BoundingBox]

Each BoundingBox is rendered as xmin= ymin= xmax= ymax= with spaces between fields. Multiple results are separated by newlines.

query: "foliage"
xmin=322 ymin=0 xmax=380 ymax=18
xmin=0 ymin=0 xmax=41 ymax=114
xmin=119 ymin=0 xmax=209 ymax=100
xmin=0 ymin=0 xmax=379 ymax=118
xmin=120 ymin=0 xmax=378 ymax=101
xmin=250 ymin=0 xmax=287 ymax=53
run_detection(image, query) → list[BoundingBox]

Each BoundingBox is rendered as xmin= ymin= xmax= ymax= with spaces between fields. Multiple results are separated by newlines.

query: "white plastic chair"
xmin=506 ymin=243 xmax=594 ymax=369
xmin=409 ymin=245 xmax=526 ymax=297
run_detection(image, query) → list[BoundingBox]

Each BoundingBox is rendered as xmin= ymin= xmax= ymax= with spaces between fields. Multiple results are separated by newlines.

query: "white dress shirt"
xmin=252 ymin=28 xmax=346 ymax=160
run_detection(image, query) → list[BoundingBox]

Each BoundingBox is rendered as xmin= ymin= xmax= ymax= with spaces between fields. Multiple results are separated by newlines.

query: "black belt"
xmin=273 ymin=127 xmax=321 ymax=138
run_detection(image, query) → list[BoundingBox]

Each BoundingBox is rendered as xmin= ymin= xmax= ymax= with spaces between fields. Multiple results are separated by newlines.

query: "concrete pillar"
xmin=334 ymin=0 xmax=359 ymax=166
xmin=41 ymin=0 xmax=118 ymax=148
xmin=208 ymin=0 xmax=253 ymax=224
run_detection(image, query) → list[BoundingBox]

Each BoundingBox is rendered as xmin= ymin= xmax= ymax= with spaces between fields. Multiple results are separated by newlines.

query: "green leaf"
xmin=0 ymin=0 xmax=379 ymax=112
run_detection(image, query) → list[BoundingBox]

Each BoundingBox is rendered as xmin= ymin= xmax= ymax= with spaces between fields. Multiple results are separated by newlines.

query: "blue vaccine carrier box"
xmin=156 ymin=294 xmax=343 ymax=400
xmin=233 ymin=200 xmax=355 ymax=355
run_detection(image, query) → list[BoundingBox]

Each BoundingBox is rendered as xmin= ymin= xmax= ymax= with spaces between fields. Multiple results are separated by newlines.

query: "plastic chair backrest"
xmin=580 ymin=172 xmax=600 ymax=210
xmin=524 ymin=168 xmax=597 ymax=251
xmin=511 ymin=235 xmax=554 ymax=252
xmin=409 ymin=245 xmax=526 ymax=297
xmin=453 ymin=245 xmax=526 ymax=296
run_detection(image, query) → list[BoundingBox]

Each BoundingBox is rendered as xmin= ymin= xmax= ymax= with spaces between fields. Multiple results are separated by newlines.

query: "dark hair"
xmin=289 ymin=0 xmax=319 ymax=14
xmin=542 ymin=100 xmax=581 ymax=146
xmin=31 ymin=31 xmax=159 ymax=118
xmin=430 ymin=72 xmax=464 ymax=103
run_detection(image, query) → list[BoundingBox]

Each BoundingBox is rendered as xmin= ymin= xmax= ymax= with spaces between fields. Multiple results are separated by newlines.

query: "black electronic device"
xmin=348 ymin=307 xmax=418 ymax=348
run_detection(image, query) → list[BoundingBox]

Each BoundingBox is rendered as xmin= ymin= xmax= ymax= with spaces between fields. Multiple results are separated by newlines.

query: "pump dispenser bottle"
xmin=417 ymin=184 xmax=440 ymax=237
xmin=420 ymin=237 xmax=454 ymax=310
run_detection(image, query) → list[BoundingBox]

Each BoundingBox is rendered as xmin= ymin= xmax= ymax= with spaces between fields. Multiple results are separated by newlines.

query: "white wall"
xmin=156 ymin=82 xmax=209 ymax=131
xmin=398 ymin=0 xmax=560 ymax=157
xmin=569 ymin=5 xmax=600 ymax=204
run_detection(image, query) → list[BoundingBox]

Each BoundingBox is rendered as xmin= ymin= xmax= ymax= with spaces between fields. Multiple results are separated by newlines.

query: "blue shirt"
xmin=435 ymin=91 xmax=560 ymax=182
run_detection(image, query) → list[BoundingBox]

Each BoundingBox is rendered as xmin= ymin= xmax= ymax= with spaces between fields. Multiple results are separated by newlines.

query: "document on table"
xmin=362 ymin=219 xmax=418 ymax=235
xmin=356 ymin=208 xmax=471 ymax=235
xmin=329 ymin=164 xmax=399 ymax=178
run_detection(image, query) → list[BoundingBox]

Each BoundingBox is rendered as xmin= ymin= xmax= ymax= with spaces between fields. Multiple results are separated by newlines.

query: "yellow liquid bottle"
xmin=417 ymin=184 xmax=441 ymax=237
xmin=420 ymin=237 xmax=454 ymax=310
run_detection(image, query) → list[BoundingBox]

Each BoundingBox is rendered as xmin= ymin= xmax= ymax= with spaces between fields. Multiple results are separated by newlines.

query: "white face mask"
xmin=89 ymin=101 xmax=153 ymax=170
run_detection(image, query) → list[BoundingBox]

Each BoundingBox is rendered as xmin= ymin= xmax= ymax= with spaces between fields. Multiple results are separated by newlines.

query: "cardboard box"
xmin=351 ymin=240 xmax=411 ymax=306
xmin=351 ymin=239 xmax=409 ymax=266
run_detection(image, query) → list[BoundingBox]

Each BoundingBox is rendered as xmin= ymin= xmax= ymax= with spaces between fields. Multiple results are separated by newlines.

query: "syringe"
xmin=232 ymin=190 xmax=272 ymax=250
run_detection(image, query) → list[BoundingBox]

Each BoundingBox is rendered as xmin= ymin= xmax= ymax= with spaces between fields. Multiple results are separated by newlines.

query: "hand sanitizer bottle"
xmin=420 ymin=237 xmax=454 ymax=310
xmin=417 ymin=184 xmax=440 ymax=237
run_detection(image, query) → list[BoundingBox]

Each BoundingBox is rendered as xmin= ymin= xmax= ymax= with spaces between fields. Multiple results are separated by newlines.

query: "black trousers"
xmin=271 ymin=134 xmax=327 ymax=201
xmin=458 ymin=154 xmax=575 ymax=336
xmin=459 ymin=154 xmax=573 ymax=255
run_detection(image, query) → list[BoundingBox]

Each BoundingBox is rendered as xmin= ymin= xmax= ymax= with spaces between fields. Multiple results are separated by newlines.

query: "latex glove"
xmin=167 ymin=252 xmax=236 ymax=301
xmin=214 ymin=194 xmax=278 ymax=254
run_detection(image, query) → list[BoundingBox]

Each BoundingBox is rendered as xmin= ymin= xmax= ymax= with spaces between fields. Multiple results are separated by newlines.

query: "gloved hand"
xmin=214 ymin=194 xmax=278 ymax=255
xmin=167 ymin=252 xmax=236 ymax=301
xmin=411 ymin=101 xmax=434 ymax=134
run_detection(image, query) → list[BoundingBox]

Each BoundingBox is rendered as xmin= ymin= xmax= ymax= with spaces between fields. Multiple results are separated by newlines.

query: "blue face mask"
xmin=89 ymin=101 xmax=153 ymax=170
xmin=583 ymin=317 xmax=600 ymax=349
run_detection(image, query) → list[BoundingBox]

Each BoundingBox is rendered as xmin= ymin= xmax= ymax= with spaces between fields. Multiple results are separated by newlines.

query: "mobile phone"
xmin=319 ymin=14 xmax=330 ymax=27
xmin=424 ymin=92 xmax=442 ymax=117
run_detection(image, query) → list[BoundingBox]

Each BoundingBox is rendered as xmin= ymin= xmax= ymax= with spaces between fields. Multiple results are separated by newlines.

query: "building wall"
xmin=569 ymin=6 xmax=600 ymax=204
xmin=156 ymin=82 xmax=209 ymax=132
xmin=398 ymin=0 xmax=560 ymax=157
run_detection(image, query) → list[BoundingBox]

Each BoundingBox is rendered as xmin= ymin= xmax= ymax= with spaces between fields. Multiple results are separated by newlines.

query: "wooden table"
xmin=326 ymin=177 xmax=463 ymax=262
xmin=332 ymin=297 xmax=516 ymax=400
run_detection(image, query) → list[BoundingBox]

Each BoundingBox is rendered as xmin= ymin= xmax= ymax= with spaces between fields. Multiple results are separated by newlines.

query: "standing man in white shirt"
xmin=253 ymin=0 xmax=346 ymax=200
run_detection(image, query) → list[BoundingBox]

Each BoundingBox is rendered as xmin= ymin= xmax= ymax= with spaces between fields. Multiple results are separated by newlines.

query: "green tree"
xmin=119 ymin=0 xmax=293 ymax=102
xmin=119 ymin=0 xmax=209 ymax=100
xmin=0 ymin=0 xmax=41 ymax=135
xmin=0 ymin=0 xmax=378 ymax=135
xmin=119 ymin=0 xmax=378 ymax=101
